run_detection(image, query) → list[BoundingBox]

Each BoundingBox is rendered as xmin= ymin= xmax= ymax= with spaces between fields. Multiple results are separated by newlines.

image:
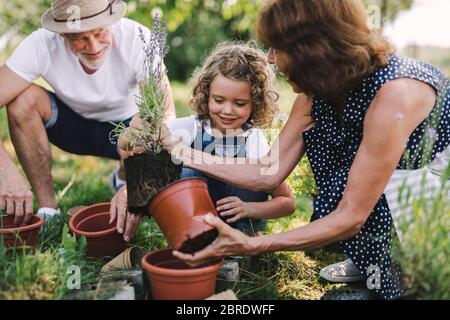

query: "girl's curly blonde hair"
xmin=188 ymin=42 xmax=279 ymax=129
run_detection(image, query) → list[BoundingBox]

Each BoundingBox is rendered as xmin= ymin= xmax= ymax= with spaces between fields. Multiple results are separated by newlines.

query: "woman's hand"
xmin=216 ymin=196 xmax=252 ymax=223
xmin=172 ymin=213 xmax=255 ymax=266
xmin=109 ymin=186 xmax=141 ymax=242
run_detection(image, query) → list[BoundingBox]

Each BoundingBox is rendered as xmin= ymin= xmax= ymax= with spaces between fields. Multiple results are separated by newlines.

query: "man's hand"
xmin=109 ymin=186 xmax=141 ymax=242
xmin=216 ymin=196 xmax=252 ymax=224
xmin=0 ymin=165 xmax=33 ymax=226
xmin=117 ymin=116 xmax=146 ymax=159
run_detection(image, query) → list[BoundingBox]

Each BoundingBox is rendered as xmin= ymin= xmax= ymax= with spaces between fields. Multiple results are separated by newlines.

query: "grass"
xmin=214 ymin=209 xmax=351 ymax=300
xmin=392 ymin=166 xmax=450 ymax=300
xmin=0 ymin=81 xmax=364 ymax=300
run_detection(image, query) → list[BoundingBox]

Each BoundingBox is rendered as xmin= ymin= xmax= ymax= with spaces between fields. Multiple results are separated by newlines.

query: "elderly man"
xmin=0 ymin=0 xmax=175 ymax=240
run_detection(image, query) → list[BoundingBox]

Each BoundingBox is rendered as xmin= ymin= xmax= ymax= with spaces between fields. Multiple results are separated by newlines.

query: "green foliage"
xmin=0 ymin=250 xmax=61 ymax=299
xmin=111 ymin=16 xmax=169 ymax=153
xmin=112 ymin=77 xmax=167 ymax=153
xmin=0 ymin=0 xmax=50 ymax=35
xmin=0 ymin=0 xmax=260 ymax=80
xmin=391 ymin=80 xmax=450 ymax=299
xmin=0 ymin=149 xmax=112 ymax=300
xmin=54 ymin=174 xmax=114 ymax=215
xmin=288 ymin=158 xmax=318 ymax=198
xmin=132 ymin=0 xmax=259 ymax=33
xmin=393 ymin=165 xmax=450 ymax=300
xmin=61 ymin=225 xmax=87 ymax=253
xmin=0 ymin=109 xmax=8 ymax=140
xmin=363 ymin=0 xmax=413 ymax=26
xmin=131 ymin=217 xmax=167 ymax=252
xmin=127 ymin=0 xmax=260 ymax=81
xmin=216 ymin=211 xmax=348 ymax=300
xmin=135 ymin=77 xmax=166 ymax=152
xmin=1 ymin=0 xmax=414 ymax=80
xmin=0 ymin=222 xmax=101 ymax=300
xmin=266 ymin=117 xmax=318 ymax=199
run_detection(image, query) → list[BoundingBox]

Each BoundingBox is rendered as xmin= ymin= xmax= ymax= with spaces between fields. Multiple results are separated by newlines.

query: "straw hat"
xmin=41 ymin=0 xmax=127 ymax=33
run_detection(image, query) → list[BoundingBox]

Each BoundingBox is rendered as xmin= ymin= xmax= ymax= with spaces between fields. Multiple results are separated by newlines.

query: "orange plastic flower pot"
xmin=0 ymin=215 xmax=44 ymax=249
xmin=147 ymin=178 xmax=219 ymax=253
xmin=141 ymin=248 xmax=223 ymax=300
xmin=68 ymin=203 xmax=128 ymax=258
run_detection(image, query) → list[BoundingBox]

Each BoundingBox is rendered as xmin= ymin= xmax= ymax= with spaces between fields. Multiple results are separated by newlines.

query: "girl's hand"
xmin=216 ymin=196 xmax=252 ymax=223
xmin=172 ymin=213 xmax=255 ymax=267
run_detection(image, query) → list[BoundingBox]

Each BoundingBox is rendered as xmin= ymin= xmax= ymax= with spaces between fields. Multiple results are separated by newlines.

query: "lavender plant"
xmin=392 ymin=78 xmax=450 ymax=299
xmin=112 ymin=15 xmax=169 ymax=154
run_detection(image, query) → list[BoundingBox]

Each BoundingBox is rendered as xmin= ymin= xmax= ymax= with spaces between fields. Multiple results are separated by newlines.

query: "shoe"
xmin=319 ymin=259 xmax=366 ymax=283
xmin=109 ymin=167 xmax=126 ymax=193
xmin=218 ymin=259 xmax=240 ymax=281
xmin=37 ymin=208 xmax=63 ymax=236
xmin=229 ymin=255 xmax=254 ymax=270
xmin=36 ymin=207 xmax=61 ymax=221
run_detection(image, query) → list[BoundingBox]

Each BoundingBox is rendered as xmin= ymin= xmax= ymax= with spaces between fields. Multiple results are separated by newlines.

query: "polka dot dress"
xmin=304 ymin=54 xmax=450 ymax=300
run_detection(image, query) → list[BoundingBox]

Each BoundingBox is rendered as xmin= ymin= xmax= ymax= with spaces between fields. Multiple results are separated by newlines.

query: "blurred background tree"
xmin=127 ymin=0 xmax=260 ymax=81
xmin=0 ymin=0 xmax=260 ymax=80
xmin=364 ymin=0 xmax=413 ymax=26
xmin=1 ymin=0 xmax=414 ymax=81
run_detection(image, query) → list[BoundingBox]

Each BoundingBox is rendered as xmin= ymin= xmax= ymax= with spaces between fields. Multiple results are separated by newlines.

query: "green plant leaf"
xmin=78 ymin=236 xmax=87 ymax=254
xmin=61 ymin=224 xmax=77 ymax=251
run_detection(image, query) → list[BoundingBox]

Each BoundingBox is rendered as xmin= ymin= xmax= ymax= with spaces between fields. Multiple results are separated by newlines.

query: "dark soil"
xmin=125 ymin=150 xmax=182 ymax=216
xmin=178 ymin=229 xmax=219 ymax=254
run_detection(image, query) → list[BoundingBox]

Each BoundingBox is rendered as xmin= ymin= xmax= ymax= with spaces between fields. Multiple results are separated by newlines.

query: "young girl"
xmin=111 ymin=42 xmax=295 ymax=240
xmin=167 ymin=42 xmax=296 ymax=235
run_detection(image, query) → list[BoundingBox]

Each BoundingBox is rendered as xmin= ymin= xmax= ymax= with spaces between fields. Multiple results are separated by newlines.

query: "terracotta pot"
xmin=101 ymin=246 xmax=144 ymax=273
xmin=68 ymin=203 xmax=128 ymax=258
xmin=141 ymin=248 xmax=223 ymax=300
xmin=67 ymin=206 xmax=87 ymax=217
xmin=0 ymin=215 xmax=44 ymax=249
xmin=147 ymin=178 xmax=219 ymax=254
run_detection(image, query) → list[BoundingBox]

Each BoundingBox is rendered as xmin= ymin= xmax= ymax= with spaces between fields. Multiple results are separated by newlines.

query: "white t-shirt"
xmin=6 ymin=18 xmax=158 ymax=122
xmin=167 ymin=115 xmax=271 ymax=158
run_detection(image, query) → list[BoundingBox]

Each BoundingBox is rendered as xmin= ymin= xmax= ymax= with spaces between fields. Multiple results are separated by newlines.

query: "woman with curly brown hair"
xmin=125 ymin=0 xmax=449 ymax=299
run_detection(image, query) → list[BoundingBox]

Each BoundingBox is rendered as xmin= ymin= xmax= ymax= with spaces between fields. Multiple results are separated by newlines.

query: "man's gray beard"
xmin=77 ymin=45 xmax=110 ymax=71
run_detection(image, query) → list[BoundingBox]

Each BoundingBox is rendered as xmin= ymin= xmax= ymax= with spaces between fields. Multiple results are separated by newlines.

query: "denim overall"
xmin=181 ymin=119 xmax=268 ymax=235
